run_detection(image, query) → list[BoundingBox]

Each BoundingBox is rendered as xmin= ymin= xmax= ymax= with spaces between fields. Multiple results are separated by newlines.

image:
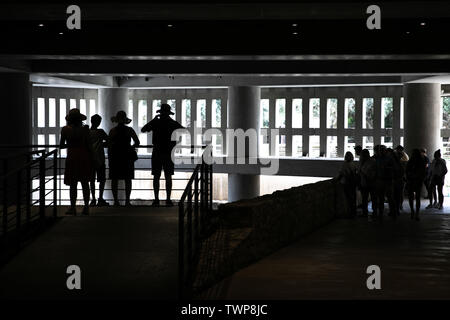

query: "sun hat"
xmin=111 ymin=110 xmax=132 ymax=124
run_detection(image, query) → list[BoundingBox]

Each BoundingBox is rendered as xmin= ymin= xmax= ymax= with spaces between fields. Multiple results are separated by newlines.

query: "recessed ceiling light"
xmin=59 ymin=32 xmax=63 ymax=35
xmin=420 ymin=22 xmax=426 ymax=26
xmin=293 ymin=32 xmax=298 ymax=35
xmin=168 ymin=24 xmax=173 ymax=27
xmin=406 ymin=31 xmax=410 ymax=34
xmin=38 ymin=24 xmax=44 ymax=27
xmin=292 ymin=23 xmax=297 ymax=27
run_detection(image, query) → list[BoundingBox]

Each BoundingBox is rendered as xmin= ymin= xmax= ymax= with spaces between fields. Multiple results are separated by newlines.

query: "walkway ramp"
xmin=0 ymin=206 xmax=178 ymax=300
xmin=202 ymin=209 xmax=450 ymax=300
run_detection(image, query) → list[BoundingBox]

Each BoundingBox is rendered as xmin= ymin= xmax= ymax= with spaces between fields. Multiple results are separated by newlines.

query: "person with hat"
xmin=60 ymin=108 xmax=94 ymax=215
xmin=141 ymin=103 xmax=184 ymax=207
xmin=108 ymin=110 xmax=140 ymax=206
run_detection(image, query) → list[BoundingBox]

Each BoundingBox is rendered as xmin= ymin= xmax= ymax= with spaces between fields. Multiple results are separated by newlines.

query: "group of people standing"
xmin=60 ymin=103 xmax=183 ymax=215
xmin=338 ymin=144 xmax=448 ymax=221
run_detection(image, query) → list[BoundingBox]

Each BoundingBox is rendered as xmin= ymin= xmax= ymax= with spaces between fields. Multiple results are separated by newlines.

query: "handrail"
xmin=0 ymin=150 xmax=52 ymax=181
xmin=178 ymin=149 xmax=213 ymax=299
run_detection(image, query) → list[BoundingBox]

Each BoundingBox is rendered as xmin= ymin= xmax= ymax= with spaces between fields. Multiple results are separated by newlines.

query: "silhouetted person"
xmin=388 ymin=148 xmax=403 ymax=218
xmin=374 ymin=145 xmax=395 ymax=219
xmin=421 ymin=148 xmax=431 ymax=198
xmin=359 ymin=149 xmax=377 ymax=217
xmin=395 ymin=145 xmax=408 ymax=210
xmin=354 ymin=145 xmax=362 ymax=158
xmin=427 ymin=149 xmax=447 ymax=210
xmin=89 ymin=114 xmax=109 ymax=206
xmin=141 ymin=103 xmax=184 ymax=207
xmin=109 ymin=111 xmax=140 ymax=206
xmin=337 ymin=151 xmax=357 ymax=218
xmin=60 ymin=109 xmax=93 ymax=215
xmin=406 ymin=149 xmax=427 ymax=221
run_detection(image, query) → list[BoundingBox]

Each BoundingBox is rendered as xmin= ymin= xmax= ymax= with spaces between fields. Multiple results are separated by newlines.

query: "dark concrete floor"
xmin=0 ymin=206 xmax=178 ymax=300
xmin=203 ymin=203 xmax=450 ymax=300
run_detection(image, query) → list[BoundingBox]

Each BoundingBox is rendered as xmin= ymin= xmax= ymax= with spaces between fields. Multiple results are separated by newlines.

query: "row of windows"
xmin=263 ymin=97 xmax=401 ymax=130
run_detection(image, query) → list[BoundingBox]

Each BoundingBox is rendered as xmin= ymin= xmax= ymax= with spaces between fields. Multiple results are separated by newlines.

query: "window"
xmin=400 ymin=97 xmax=404 ymax=129
xmin=48 ymin=134 xmax=56 ymax=148
xmin=37 ymin=98 xmax=45 ymax=127
xmin=212 ymin=99 xmax=221 ymax=127
xmin=327 ymin=136 xmax=338 ymax=158
xmin=138 ymin=100 xmax=147 ymax=127
xmin=275 ymin=99 xmax=286 ymax=128
xmin=292 ymin=135 xmax=303 ymax=157
xmin=152 ymin=100 xmax=161 ymax=119
xmin=79 ymin=99 xmax=87 ymax=117
xmin=344 ymin=136 xmax=355 ymax=156
xmin=48 ymin=98 xmax=56 ymax=127
xmin=309 ymin=98 xmax=320 ymax=128
xmin=212 ymin=134 xmax=223 ymax=155
xmin=292 ymin=99 xmax=302 ymax=128
xmin=309 ymin=135 xmax=320 ymax=158
xmin=197 ymin=99 xmax=206 ymax=127
xmin=181 ymin=99 xmax=191 ymax=127
xmin=362 ymin=98 xmax=374 ymax=129
xmin=59 ymin=99 xmax=67 ymax=126
xmin=363 ymin=136 xmax=374 ymax=155
xmin=90 ymin=99 xmax=96 ymax=119
xmin=344 ymin=98 xmax=355 ymax=129
xmin=382 ymin=136 xmax=393 ymax=148
xmin=326 ymin=98 xmax=338 ymax=129
xmin=70 ymin=99 xmax=76 ymax=109
xmin=260 ymin=99 xmax=269 ymax=128
xmin=138 ymin=134 xmax=147 ymax=154
xmin=276 ymin=135 xmax=286 ymax=156
xmin=381 ymin=97 xmax=393 ymax=129
xmin=128 ymin=100 xmax=133 ymax=123
xmin=442 ymin=97 xmax=450 ymax=129
xmin=259 ymin=133 xmax=270 ymax=157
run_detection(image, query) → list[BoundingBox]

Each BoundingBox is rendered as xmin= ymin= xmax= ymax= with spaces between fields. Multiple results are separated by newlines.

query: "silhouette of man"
xmin=141 ymin=104 xmax=184 ymax=207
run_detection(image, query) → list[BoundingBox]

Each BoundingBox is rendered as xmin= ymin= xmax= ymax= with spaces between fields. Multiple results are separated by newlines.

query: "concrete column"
xmin=227 ymin=86 xmax=260 ymax=202
xmin=98 ymin=88 xmax=129 ymax=134
xmin=404 ymin=83 xmax=441 ymax=156
xmin=0 ymin=73 xmax=31 ymax=151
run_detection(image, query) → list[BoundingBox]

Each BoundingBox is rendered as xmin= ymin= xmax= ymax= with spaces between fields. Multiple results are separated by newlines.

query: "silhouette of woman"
xmin=60 ymin=108 xmax=93 ymax=215
xmin=108 ymin=111 xmax=140 ymax=206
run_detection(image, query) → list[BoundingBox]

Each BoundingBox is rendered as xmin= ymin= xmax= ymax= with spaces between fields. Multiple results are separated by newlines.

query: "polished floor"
xmin=0 ymin=205 xmax=178 ymax=300
xmin=202 ymin=202 xmax=450 ymax=299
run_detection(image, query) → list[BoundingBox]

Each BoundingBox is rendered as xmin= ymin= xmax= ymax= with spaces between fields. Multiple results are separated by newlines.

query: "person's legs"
xmin=81 ymin=181 xmax=90 ymax=214
xmin=68 ymin=182 xmax=78 ymax=214
xmin=408 ymin=191 xmax=415 ymax=219
xmin=99 ymin=180 xmax=105 ymax=200
xmin=90 ymin=178 xmax=96 ymax=206
xmin=361 ymin=187 xmax=369 ymax=216
xmin=415 ymin=189 xmax=421 ymax=220
xmin=437 ymin=183 xmax=444 ymax=208
xmin=125 ymin=179 xmax=132 ymax=206
xmin=164 ymin=171 xmax=173 ymax=206
xmin=432 ymin=183 xmax=438 ymax=207
xmin=112 ymin=179 xmax=119 ymax=205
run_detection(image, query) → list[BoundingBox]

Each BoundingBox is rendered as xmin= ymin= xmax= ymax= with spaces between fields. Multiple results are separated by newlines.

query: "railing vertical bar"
xmin=53 ymin=151 xmax=57 ymax=218
xmin=39 ymin=157 xmax=45 ymax=221
xmin=3 ymin=159 xmax=8 ymax=235
xmin=16 ymin=170 xmax=22 ymax=238
xmin=187 ymin=185 xmax=193 ymax=292
xmin=194 ymin=172 xmax=199 ymax=242
xmin=178 ymin=202 xmax=185 ymax=300
xmin=26 ymin=155 xmax=31 ymax=226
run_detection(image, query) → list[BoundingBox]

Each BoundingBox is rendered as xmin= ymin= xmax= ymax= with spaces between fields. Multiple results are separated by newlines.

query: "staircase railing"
xmin=178 ymin=153 xmax=213 ymax=299
xmin=0 ymin=149 xmax=58 ymax=261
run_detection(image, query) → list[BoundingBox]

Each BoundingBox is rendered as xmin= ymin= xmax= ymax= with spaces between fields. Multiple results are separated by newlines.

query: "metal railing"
xmin=2 ymin=145 xmax=206 ymax=205
xmin=0 ymin=149 xmax=58 ymax=261
xmin=178 ymin=151 xmax=213 ymax=299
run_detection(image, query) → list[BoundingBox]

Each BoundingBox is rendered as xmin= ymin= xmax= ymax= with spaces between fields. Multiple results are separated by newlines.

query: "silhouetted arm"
xmin=59 ymin=128 xmax=67 ymax=149
xmin=141 ymin=120 xmax=154 ymax=133
xmin=130 ymin=128 xmax=140 ymax=148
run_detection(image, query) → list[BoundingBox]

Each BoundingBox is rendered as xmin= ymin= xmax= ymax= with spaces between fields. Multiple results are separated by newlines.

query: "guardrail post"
xmin=209 ymin=164 xmax=213 ymax=212
xmin=26 ymin=155 xmax=31 ymax=227
xmin=2 ymin=160 xmax=8 ymax=236
xmin=178 ymin=202 xmax=185 ymax=300
xmin=39 ymin=157 xmax=45 ymax=221
xmin=53 ymin=151 xmax=57 ymax=218
xmin=187 ymin=185 xmax=193 ymax=292
xmin=16 ymin=170 xmax=22 ymax=239
xmin=194 ymin=172 xmax=199 ymax=241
